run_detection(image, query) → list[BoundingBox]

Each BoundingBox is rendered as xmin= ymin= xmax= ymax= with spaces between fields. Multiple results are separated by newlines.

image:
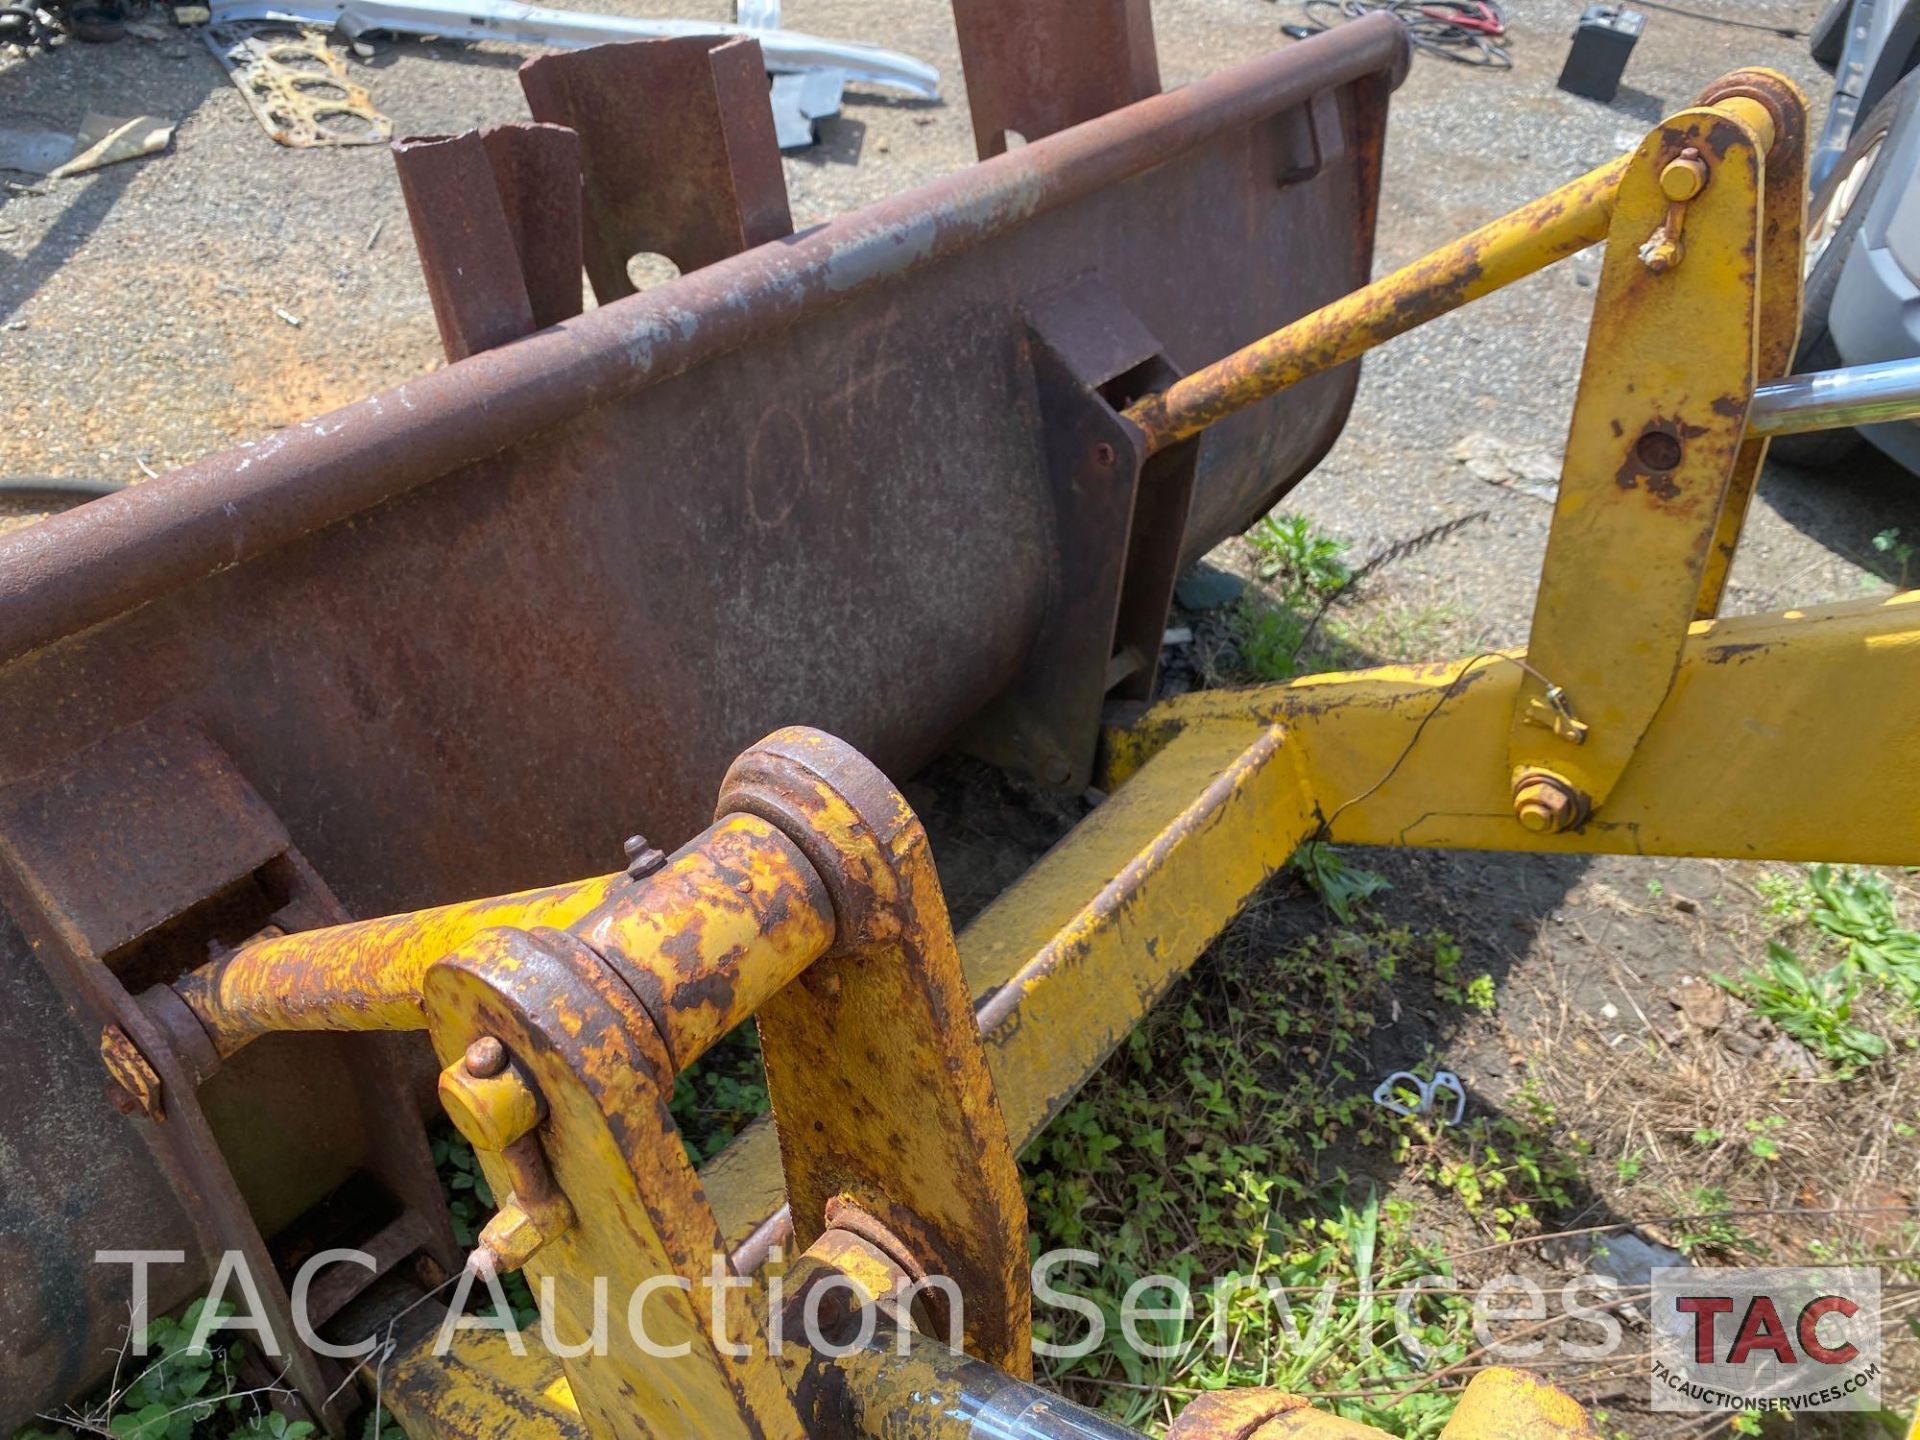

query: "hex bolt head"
xmin=1659 ymin=147 xmax=1709 ymax=202
xmin=1512 ymin=771 xmax=1588 ymax=834
xmin=464 ymin=1035 xmax=508 ymax=1078
xmin=470 ymin=1201 xmax=550 ymax=1277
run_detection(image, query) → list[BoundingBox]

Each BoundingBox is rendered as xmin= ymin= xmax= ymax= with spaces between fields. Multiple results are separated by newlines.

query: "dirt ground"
xmin=5 ymin=0 xmax=1918 ymax=1431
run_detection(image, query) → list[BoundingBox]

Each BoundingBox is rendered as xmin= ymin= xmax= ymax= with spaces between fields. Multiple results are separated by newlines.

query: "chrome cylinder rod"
xmin=1749 ymin=356 xmax=1920 ymax=436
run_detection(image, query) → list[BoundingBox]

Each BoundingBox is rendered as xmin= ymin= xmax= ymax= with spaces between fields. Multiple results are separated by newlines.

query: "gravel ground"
xmin=4 ymin=0 xmax=1915 ymax=604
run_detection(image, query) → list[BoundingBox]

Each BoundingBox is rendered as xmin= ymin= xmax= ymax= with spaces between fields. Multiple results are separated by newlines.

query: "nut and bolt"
xmin=1092 ymin=441 xmax=1117 ymax=467
xmin=469 ymin=1199 xmax=558 ymax=1278
xmin=624 ymin=833 xmax=667 ymax=880
xmin=1511 ymin=771 xmax=1588 ymax=835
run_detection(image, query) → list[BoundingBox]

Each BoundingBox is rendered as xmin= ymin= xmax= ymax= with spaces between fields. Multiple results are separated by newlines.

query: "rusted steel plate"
xmin=0 ymin=21 xmax=1404 ymax=1423
xmin=520 ymin=36 xmax=794 ymax=298
xmin=952 ymin=0 xmax=1161 ymax=160
xmin=0 ymin=723 xmax=454 ymax=1426
xmin=395 ymin=124 xmax=585 ymax=362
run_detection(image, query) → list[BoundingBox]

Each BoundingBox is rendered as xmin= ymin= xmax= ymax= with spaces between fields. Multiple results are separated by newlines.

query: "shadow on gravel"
xmin=1759 ymin=448 xmax=1920 ymax=587
xmin=0 ymin=36 xmax=223 ymax=322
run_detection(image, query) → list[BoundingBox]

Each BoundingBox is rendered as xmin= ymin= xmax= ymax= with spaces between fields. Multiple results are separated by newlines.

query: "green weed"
xmin=1872 ymin=527 xmax=1913 ymax=589
xmin=1399 ymin=1081 xmax=1584 ymax=1241
xmin=1430 ymin=934 xmax=1494 ymax=1012
xmin=1714 ymin=943 xmax=1887 ymax=1076
xmin=1245 ymin=514 xmax=1350 ymax=603
xmin=1231 ymin=601 xmax=1316 ymax=682
xmin=433 ymin=1132 xmax=538 ymax=1328
xmin=669 ymin=1024 xmax=769 ymax=1160
xmin=1754 ymin=870 xmax=1814 ymax=920
xmin=1668 ymin=1186 xmax=1765 ymax=1259
xmin=1021 ymin=919 xmax=1544 ymax=1435
xmin=1291 ymin=844 xmax=1391 ymax=924
xmin=17 ymin=1300 xmax=293 ymax=1440
xmin=1807 ymin=865 xmax=1920 ymax=1005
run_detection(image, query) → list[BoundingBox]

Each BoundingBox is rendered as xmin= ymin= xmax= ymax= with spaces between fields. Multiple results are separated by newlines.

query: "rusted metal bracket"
xmin=718 ymin=728 xmax=1031 ymax=1374
xmin=395 ymin=124 xmax=585 ymax=362
xmin=520 ymin=35 xmax=794 ymax=300
xmin=960 ymin=278 xmax=1194 ymax=790
xmin=1507 ymin=94 xmax=1775 ymax=823
xmin=952 ymin=0 xmax=1160 ymax=160
xmin=0 ymin=718 xmax=455 ymax=1431
xmin=403 ymin=728 xmax=1027 ymax=1432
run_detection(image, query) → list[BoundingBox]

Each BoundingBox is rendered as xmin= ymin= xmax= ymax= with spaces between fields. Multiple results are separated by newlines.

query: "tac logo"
xmin=1651 ymin=1267 xmax=1883 ymax=1413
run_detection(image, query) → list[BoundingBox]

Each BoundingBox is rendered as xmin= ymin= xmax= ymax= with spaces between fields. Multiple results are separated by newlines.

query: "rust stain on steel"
xmin=421 ymin=926 xmax=807 ymax=1439
xmin=570 ymin=812 xmax=835 ymax=1075
xmin=521 ymin=36 xmax=794 ymax=300
xmin=718 ymin=728 xmax=1034 ymax=1378
xmin=1692 ymin=69 xmax=1808 ymax=621
xmin=0 ymin=34 xmax=1406 ymax=1420
xmin=952 ymin=0 xmax=1160 ymax=160
xmin=172 ymin=870 xmax=625 ymax=1057
xmin=1124 ymin=150 xmax=1625 ymax=453
xmin=395 ymin=124 xmax=585 ymax=363
xmin=0 ymin=18 xmax=1404 ymax=676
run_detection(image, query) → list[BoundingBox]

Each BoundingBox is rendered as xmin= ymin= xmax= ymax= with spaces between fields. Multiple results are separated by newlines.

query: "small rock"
xmin=1599 ymin=1001 xmax=1619 ymax=1021
xmin=1671 ymin=894 xmax=1699 ymax=914
xmin=1175 ymin=563 xmax=1245 ymax=612
xmin=875 ymin=135 xmax=891 ymax=153
xmin=1764 ymin=1034 xmax=1818 ymax=1078
xmin=1721 ymin=1016 xmax=1770 ymax=1057
xmin=1665 ymin=978 xmax=1727 ymax=1031
xmin=1451 ymin=432 xmax=1560 ymax=502
xmin=1590 ymin=1230 xmax=1688 ymax=1289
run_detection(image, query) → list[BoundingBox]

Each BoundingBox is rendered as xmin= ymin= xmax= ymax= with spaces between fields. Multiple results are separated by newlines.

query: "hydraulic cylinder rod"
xmin=1748 ymin=355 xmax=1920 ymax=435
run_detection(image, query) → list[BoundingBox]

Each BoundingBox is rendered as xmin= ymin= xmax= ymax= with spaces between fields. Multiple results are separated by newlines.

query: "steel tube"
xmin=812 ymin=1326 xmax=1143 ymax=1440
xmin=171 ymin=871 xmax=622 ymax=1056
xmin=1748 ymin=356 xmax=1920 ymax=436
xmin=169 ymin=814 xmax=835 ymax=1070
xmin=1123 ymin=154 xmax=1627 ymax=453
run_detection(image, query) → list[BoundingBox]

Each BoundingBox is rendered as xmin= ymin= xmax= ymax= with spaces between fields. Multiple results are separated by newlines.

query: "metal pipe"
xmin=170 ymin=871 xmax=623 ymax=1056
xmin=168 ymin=813 xmax=835 ymax=1069
xmin=1122 ymin=93 xmax=1784 ymax=456
xmin=811 ymin=1324 xmax=1143 ymax=1440
xmin=1748 ymin=356 xmax=1920 ymax=436
xmin=1122 ymin=154 xmax=1628 ymax=453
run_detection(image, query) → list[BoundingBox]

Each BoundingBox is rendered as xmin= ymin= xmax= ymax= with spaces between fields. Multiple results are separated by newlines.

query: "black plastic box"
xmin=1557 ymin=5 xmax=1645 ymax=103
